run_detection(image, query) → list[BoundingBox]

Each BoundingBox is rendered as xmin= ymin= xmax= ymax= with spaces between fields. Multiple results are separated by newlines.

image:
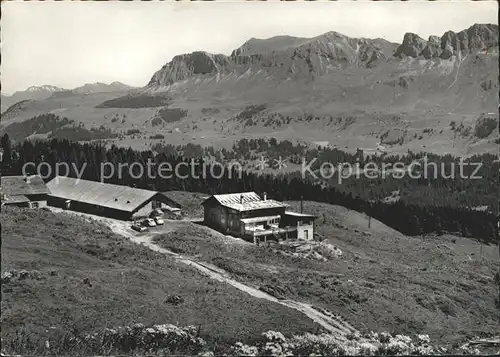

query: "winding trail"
xmin=49 ymin=208 xmax=357 ymax=337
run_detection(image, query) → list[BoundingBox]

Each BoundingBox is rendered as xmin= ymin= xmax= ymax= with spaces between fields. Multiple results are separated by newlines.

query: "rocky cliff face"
xmin=148 ymin=52 xmax=233 ymax=86
xmin=394 ymin=23 xmax=498 ymax=59
xmin=148 ymin=24 xmax=497 ymax=89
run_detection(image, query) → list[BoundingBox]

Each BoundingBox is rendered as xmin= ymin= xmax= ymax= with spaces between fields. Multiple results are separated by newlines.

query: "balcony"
xmin=243 ymin=225 xmax=297 ymax=238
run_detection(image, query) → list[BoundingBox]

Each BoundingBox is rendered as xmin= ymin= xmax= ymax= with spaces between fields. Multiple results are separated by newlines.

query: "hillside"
xmin=1 ymin=24 xmax=498 ymax=156
xmin=1 ymin=82 xmax=135 ymax=117
xmin=152 ymin=195 xmax=500 ymax=347
xmin=1 ymin=194 xmax=499 ymax=354
xmin=0 ymin=207 xmax=320 ymax=354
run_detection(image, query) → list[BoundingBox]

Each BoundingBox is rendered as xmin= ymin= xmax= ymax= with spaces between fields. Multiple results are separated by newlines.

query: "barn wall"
xmin=226 ymin=209 xmax=242 ymax=235
xmin=132 ymin=202 xmax=155 ymax=219
xmin=3 ymin=201 xmax=30 ymax=208
xmin=25 ymin=194 xmax=48 ymax=208
xmin=47 ymin=196 xmax=67 ymax=209
xmin=47 ymin=196 xmax=132 ymax=220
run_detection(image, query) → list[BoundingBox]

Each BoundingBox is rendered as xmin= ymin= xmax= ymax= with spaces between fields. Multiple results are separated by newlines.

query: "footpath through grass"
xmin=1 ymin=207 xmax=319 ymax=355
xmin=153 ymin=200 xmax=500 ymax=348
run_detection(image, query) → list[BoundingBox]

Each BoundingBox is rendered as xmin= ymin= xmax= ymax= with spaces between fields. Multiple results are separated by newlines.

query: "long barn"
xmin=46 ymin=176 xmax=174 ymax=220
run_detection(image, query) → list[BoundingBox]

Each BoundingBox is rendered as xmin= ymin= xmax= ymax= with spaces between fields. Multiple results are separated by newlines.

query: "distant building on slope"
xmin=202 ymin=192 xmax=316 ymax=244
xmin=0 ymin=175 xmax=50 ymax=208
xmin=46 ymin=176 xmax=178 ymax=221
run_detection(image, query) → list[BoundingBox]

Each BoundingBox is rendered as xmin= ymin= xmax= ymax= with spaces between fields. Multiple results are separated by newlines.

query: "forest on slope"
xmin=1 ymin=136 xmax=497 ymax=242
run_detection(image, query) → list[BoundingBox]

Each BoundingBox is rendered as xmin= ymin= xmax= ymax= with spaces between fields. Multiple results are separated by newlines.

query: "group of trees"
xmin=0 ymin=113 xmax=74 ymax=142
xmin=154 ymin=137 xmax=498 ymax=211
xmin=0 ymin=113 xmax=119 ymax=143
xmin=1 ymin=135 xmax=497 ymax=243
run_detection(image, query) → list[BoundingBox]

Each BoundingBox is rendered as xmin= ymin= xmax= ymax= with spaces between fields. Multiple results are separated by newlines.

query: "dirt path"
xmin=48 ymin=208 xmax=357 ymax=337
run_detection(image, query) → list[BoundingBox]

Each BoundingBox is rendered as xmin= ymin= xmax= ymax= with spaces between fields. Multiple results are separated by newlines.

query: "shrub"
xmin=157 ymin=108 xmax=188 ymax=123
xmin=0 ymin=113 xmax=74 ymax=142
xmin=96 ymin=95 xmax=171 ymax=108
xmin=474 ymin=114 xmax=497 ymax=139
xmin=234 ymin=104 xmax=267 ymax=122
xmin=49 ymin=126 xmax=118 ymax=141
xmin=3 ymin=323 xmax=451 ymax=356
xmin=126 ymin=129 xmax=141 ymax=136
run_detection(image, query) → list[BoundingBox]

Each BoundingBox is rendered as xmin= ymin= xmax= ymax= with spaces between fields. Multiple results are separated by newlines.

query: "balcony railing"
xmin=244 ymin=225 xmax=297 ymax=237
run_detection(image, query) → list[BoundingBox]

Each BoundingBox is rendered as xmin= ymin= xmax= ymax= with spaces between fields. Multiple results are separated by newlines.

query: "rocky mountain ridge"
xmin=147 ymin=31 xmax=399 ymax=87
xmin=147 ymin=23 xmax=498 ymax=89
xmin=394 ymin=23 xmax=498 ymax=59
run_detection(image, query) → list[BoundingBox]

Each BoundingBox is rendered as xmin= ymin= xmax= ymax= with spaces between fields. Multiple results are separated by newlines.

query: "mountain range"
xmin=1 ymin=82 xmax=134 ymax=112
xmin=1 ymin=24 xmax=498 ymax=156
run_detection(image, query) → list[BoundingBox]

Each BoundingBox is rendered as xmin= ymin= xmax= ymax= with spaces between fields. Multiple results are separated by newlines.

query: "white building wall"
xmin=297 ymin=223 xmax=314 ymax=240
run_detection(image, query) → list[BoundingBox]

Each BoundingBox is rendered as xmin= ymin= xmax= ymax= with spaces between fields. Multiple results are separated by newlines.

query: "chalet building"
xmin=46 ymin=176 xmax=178 ymax=221
xmin=0 ymin=175 xmax=50 ymax=208
xmin=202 ymin=192 xmax=316 ymax=243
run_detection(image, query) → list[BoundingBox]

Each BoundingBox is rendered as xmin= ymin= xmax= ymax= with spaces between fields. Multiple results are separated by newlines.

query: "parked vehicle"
xmin=142 ymin=218 xmax=156 ymax=227
xmin=131 ymin=224 xmax=147 ymax=232
xmin=154 ymin=217 xmax=164 ymax=225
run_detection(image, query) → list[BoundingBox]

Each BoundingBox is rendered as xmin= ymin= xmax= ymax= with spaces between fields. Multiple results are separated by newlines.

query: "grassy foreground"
xmin=1 ymin=207 xmax=319 ymax=355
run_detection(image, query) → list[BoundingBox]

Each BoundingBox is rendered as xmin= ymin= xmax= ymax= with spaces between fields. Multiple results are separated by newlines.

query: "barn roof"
xmin=0 ymin=175 xmax=49 ymax=196
xmin=46 ymin=176 xmax=158 ymax=212
xmin=203 ymin=192 xmax=288 ymax=212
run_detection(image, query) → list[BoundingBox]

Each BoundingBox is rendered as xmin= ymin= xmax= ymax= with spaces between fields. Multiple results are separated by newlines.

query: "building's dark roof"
xmin=203 ymin=192 xmax=288 ymax=212
xmin=158 ymin=192 xmax=182 ymax=208
xmin=0 ymin=175 xmax=49 ymax=196
xmin=47 ymin=176 xmax=158 ymax=212
xmin=284 ymin=211 xmax=316 ymax=219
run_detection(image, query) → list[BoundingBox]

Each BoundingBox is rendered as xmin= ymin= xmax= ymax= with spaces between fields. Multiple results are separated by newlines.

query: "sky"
xmin=1 ymin=0 xmax=497 ymax=94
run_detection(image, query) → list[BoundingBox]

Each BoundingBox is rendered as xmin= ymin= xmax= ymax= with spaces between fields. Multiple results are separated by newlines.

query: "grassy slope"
xmin=153 ymin=196 xmax=500 ymax=347
xmin=0 ymin=207 xmax=319 ymax=351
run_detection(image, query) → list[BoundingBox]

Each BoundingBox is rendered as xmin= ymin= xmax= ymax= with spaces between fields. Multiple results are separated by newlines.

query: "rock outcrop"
xmin=394 ymin=23 xmax=498 ymax=60
xmin=147 ymin=33 xmax=397 ymax=87
xmin=394 ymin=33 xmax=427 ymax=58
xmin=148 ymin=52 xmax=232 ymax=86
